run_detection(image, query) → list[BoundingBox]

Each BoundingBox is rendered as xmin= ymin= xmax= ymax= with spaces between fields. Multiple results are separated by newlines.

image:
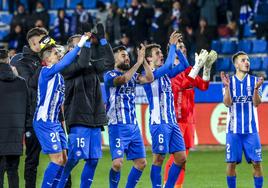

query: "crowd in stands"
xmin=0 ymin=0 xmax=268 ymax=80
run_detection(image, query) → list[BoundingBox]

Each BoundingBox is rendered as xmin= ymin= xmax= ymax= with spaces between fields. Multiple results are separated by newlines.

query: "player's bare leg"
xmin=226 ymin=162 xmax=236 ymax=188
xmin=252 ymin=162 xmax=263 ymax=188
xmin=133 ymin=158 xmax=147 ymax=171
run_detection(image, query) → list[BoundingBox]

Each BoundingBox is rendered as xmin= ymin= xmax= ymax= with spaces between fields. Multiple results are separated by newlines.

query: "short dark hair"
xmin=145 ymin=43 xmax=161 ymax=58
xmin=26 ymin=27 xmax=48 ymax=41
xmin=232 ymin=51 xmax=248 ymax=64
xmin=113 ymin=45 xmax=127 ymax=53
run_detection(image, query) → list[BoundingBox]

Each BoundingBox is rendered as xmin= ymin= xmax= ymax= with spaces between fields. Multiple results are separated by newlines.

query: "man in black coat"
xmin=0 ymin=49 xmax=28 ymax=188
xmin=11 ymin=27 xmax=47 ymax=188
xmin=57 ymin=23 xmax=114 ymax=187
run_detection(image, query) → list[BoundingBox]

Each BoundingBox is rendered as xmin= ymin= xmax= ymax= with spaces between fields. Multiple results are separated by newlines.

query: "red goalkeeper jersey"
xmin=171 ymin=66 xmax=209 ymax=124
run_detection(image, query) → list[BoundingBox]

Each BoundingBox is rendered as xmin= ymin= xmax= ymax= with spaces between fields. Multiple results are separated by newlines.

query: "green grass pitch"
xmin=3 ymin=147 xmax=268 ymax=188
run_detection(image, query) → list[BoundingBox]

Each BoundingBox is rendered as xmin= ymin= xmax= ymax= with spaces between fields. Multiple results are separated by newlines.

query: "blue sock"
xmin=52 ymin=166 xmax=63 ymax=188
xmin=227 ymin=176 xmax=236 ymax=188
xmin=254 ymin=176 xmax=263 ymax=188
xmin=42 ymin=162 xmax=62 ymax=188
xmin=109 ymin=168 xmax=120 ymax=188
xmin=80 ymin=159 xmax=98 ymax=188
xmin=125 ymin=167 xmax=143 ymax=188
xmin=150 ymin=165 xmax=162 ymax=188
xmin=57 ymin=159 xmax=78 ymax=188
xmin=165 ymin=163 xmax=182 ymax=188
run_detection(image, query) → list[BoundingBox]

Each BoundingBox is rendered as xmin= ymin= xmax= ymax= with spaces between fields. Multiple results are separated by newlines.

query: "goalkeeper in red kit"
xmin=164 ymin=41 xmax=217 ymax=188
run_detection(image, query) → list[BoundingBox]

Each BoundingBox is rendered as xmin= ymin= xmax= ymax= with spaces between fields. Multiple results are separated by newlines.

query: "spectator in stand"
xmin=166 ymin=0 xmax=182 ymax=34
xmin=198 ymin=0 xmax=219 ymax=39
xmin=34 ymin=19 xmax=45 ymax=28
xmin=0 ymin=49 xmax=28 ymax=188
xmin=119 ymin=33 xmax=135 ymax=63
xmin=195 ymin=17 xmax=211 ymax=53
xmin=238 ymin=0 xmax=254 ymax=39
xmin=71 ymin=3 xmax=94 ymax=35
xmin=128 ymin=0 xmax=154 ymax=47
xmin=3 ymin=24 xmax=26 ymax=52
xmin=11 ymin=4 xmax=28 ymax=31
xmin=29 ymin=1 xmax=50 ymax=29
xmin=150 ymin=2 xmax=169 ymax=54
xmin=8 ymin=0 xmax=20 ymax=13
xmin=96 ymin=1 xmax=109 ymax=28
xmin=180 ymin=0 xmax=200 ymax=30
xmin=52 ymin=9 xmax=71 ymax=45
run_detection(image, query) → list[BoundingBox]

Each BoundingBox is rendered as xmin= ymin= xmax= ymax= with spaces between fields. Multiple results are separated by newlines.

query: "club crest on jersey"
xmin=117 ymin=150 xmax=123 ymax=156
xmin=52 ymin=144 xmax=58 ymax=150
xmin=76 ymin=151 xmax=82 ymax=157
xmin=159 ymin=145 xmax=164 ymax=151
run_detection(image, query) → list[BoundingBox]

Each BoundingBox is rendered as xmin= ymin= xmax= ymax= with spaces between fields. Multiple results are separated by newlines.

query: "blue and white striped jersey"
xmin=104 ymin=70 xmax=138 ymax=125
xmin=143 ymin=74 xmax=177 ymax=125
xmin=34 ymin=46 xmax=80 ymax=124
xmin=224 ymin=74 xmax=262 ymax=134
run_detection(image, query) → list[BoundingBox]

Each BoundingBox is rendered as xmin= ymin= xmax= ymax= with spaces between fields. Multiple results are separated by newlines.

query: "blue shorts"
xmin=150 ymin=123 xmax=185 ymax=154
xmin=109 ymin=124 xmax=146 ymax=161
xmin=226 ymin=133 xmax=262 ymax=163
xmin=33 ymin=121 xmax=68 ymax=154
xmin=68 ymin=126 xmax=102 ymax=160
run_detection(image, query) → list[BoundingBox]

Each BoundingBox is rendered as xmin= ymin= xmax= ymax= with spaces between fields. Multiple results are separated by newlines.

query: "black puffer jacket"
xmin=11 ymin=46 xmax=41 ymax=128
xmin=62 ymin=43 xmax=114 ymax=129
xmin=0 ymin=63 xmax=28 ymax=155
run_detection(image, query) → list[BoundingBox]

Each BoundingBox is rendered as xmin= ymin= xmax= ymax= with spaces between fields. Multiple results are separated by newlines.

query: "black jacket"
xmin=62 ymin=43 xmax=114 ymax=129
xmin=0 ymin=63 xmax=28 ymax=155
xmin=11 ymin=45 xmax=42 ymax=128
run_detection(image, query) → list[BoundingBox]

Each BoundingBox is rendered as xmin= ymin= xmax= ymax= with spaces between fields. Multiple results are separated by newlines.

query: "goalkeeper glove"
xmin=202 ymin=50 xmax=218 ymax=81
xmin=188 ymin=49 xmax=209 ymax=79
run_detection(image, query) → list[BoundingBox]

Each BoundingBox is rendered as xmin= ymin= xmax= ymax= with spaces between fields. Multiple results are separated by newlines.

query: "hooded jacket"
xmin=0 ymin=63 xmax=28 ymax=155
xmin=11 ymin=45 xmax=42 ymax=128
xmin=62 ymin=43 xmax=114 ymax=129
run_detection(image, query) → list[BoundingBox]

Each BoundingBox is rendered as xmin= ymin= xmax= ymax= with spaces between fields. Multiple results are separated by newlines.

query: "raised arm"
xmin=253 ymin=76 xmax=264 ymax=107
xmin=168 ymin=49 xmax=189 ymax=78
xmin=112 ymin=60 xmax=143 ymax=86
xmin=46 ymin=34 xmax=90 ymax=77
xmin=137 ymin=44 xmax=154 ymax=84
xmin=221 ymin=72 xmax=232 ymax=107
xmin=153 ymin=31 xmax=181 ymax=79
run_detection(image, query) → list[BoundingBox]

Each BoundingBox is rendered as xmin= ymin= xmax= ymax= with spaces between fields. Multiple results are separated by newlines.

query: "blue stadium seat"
xmin=51 ymin=0 xmax=65 ymax=9
xmin=215 ymin=58 xmax=231 ymax=71
xmin=250 ymin=57 xmax=262 ymax=70
xmin=221 ymin=41 xmax=237 ymax=54
xmin=0 ymin=30 xmax=9 ymax=40
xmin=83 ymin=0 xmax=97 ymax=9
xmin=251 ymin=39 xmax=267 ymax=53
xmin=211 ymin=40 xmax=221 ymax=53
xmin=48 ymin=11 xmax=57 ymax=28
xmin=0 ymin=13 xmax=13 ymax=25
xmin=67 ymin=0 xmax=82 ymax=9
xmin=262 ymin=57 xmax=268 ymax=70
xmin=238 ymin=40 xmax=252 ymax=53
xmin=243 ymin=24 xmax=255 ymax=37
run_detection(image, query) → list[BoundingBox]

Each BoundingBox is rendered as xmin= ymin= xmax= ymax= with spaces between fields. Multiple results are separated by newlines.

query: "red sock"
xmin=164 ymin=154 xmax=174 ymax=184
